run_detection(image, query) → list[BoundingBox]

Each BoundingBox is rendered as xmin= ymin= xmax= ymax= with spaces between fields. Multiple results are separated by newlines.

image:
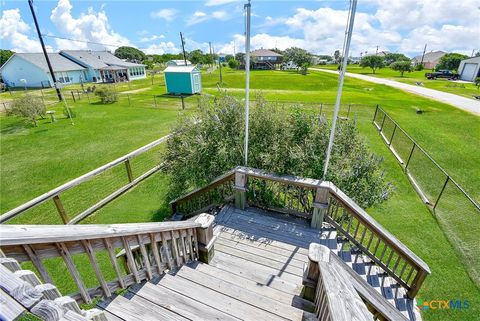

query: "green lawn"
xmin=1 ymin=69 xmax=479 ymax=321
xmin=314 ymin=64 xmax=480 ymax=99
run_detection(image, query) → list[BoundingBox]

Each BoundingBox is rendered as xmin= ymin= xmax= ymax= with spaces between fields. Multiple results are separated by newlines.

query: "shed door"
xmin=461 ymin=63 xmax=477 ymax=81
xmin=193 ymin=73 xmax=201 ymax=92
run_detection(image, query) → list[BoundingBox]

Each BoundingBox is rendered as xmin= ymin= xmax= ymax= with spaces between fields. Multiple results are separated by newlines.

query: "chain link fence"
xmin=373 ymin=105 xmax=480 ymax=287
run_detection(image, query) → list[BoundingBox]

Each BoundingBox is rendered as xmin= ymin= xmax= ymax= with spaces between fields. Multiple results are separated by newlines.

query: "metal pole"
xmin=372 ymin=104 xmax=379 ymax=123
xmin=405 ymin=143 xmax=416 ymax=171
xmin=28 ymin=0 xmax=62 ymax=101
xmin=389 ymin=124 xmax=397 ymax=146
xmin=323 ymin=0 xmax=357 ymax=179
xmin=433 ymin=176 xmax=449 ymax=211
xmin=244 ymin=0 xmax=251 ymax=166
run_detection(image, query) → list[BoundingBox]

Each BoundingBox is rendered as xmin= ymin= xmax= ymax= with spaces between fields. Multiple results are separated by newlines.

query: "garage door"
xmin=461 ymin=63 xmax=477 ymax=81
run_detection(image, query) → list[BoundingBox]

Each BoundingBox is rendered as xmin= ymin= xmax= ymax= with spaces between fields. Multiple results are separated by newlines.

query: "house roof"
xmin=167 ymin=60 xmax=192 ymax=66
xmin=251 ymin=49 xmax=282 ymax=57
xmin=461 ymin=56 xmax=480 ymax=63
xmin=413 ymin=51 xmax=446 ymax=63
xmin=60 ymin=50 xmax=144 ymax=69
xmin=164 ymin=66 xmax=198 ymax=73
xmin=8 ymin=53 xmax=85 ymax=72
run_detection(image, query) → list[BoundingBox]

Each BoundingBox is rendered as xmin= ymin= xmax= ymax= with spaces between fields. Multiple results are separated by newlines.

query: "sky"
xmin=1 ymin=0 xmax=479 ymax=58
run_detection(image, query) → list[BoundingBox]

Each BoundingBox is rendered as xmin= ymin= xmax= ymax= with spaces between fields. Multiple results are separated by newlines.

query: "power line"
xmin=41 ymin=34 xmax=128 ymax=48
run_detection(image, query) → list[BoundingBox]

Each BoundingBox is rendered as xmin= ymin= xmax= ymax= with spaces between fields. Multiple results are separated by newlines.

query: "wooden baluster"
xmin=136 ymin=235 xmax=152 ymax=280
xmin=121 ymin=236 xmax=140 ymax=283
xmin=372 ymin=238 xmax=381 ymax=256
xmin=392 ymin=256 xmax=401 ymax=275
xmin=22 ymin=244 xmax=53 ymax=284
xmin=385 ymin=251 xmax=395 ymax=269
xmin=56 ymin=242 xmax=91 ymax=303
xmin=192 ymin=228 xmax=199 ymax=259
xmin=160 ymin=232 xmax=173 ymax=270
xmin=352 ymin=220 xmax=361 ymax=239
xmin=103 ymin=238 xmax=125 ymax=289
xmin=404 ymin=267 xmax=415 ymax=285
xmin=81 ymin=240 xmax=111 ymax=298
xmin=365 ymin=234 xmax=374 ymax=252
xmin=398 ymin=261 xmax=408 ymax=280
xmin=179 ymin=229 xmax=189 ymax=262
xmin=170 ymin=230 xmax=182 ymax=268
xmin=358 ymin=227 xmax=367 ymax=245
xmin=149 ymin=233 xmax=163 ymax=275
xmin=378 ymin=245 xmax=388 ymax=263
xmin=187 ymin=229 xmax=195 ymax=261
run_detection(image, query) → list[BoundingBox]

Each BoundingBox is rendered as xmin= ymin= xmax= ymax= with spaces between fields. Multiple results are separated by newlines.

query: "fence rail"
xmin=0 ymin=135 xmax=170 ymax=225
xmin=171 ymin=166 xmax=431 ymax=298
xmin=373 ymin=105 xmax=480 ymax=287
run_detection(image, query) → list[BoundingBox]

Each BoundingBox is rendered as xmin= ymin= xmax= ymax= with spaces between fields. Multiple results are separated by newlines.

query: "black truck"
xmin=425 ymin=70 xmax=459 ymax=80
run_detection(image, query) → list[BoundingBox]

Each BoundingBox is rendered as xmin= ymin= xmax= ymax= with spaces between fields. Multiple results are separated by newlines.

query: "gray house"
xmin=251 ymin=49 xmax=282 ymax=70
xmin=412 ymin=51 xmax=446 ymax=69
xmin=458 ymin=56 xmax=480 ymax=82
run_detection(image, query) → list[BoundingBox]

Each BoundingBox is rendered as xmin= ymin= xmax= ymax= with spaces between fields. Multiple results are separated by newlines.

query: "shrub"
xmin=163 ymin=94 xmax=392 ymax=208
xmin=390 ymin=61 xmax=413 ymax=77
xmin=414 ymin=64 xmax=424 ymax=71
xmin=8 ymin=94 xmax=46 ymax=126
xmin=94 ymin=86 xmax=118 ymax=104
xmin=228 ymin=59 xmax=239 ymax=69
xmin=475 ymin=77 xmax=480 ymax=90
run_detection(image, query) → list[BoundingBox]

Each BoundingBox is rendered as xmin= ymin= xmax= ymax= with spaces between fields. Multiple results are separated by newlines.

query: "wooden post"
xmin=52 ymin=195 xmax=69 ymax=224
xmin=302 ymin=243 xmax=330 ymax=301
xmin=153 ymin=95 xmax=157 ymax=108
xmin=311 ymin=187 xmax=329 ymax=229
xmin=125 ymin=159 xmax=134 ymax=182
xmin=181 ymin=95 xmax=185 ymax=110
xmin=194 ymin=213 xmax=216 ymax=264
xmin=407 ymin=270 xmax=428 ymax=299
xmin=234 ymin=171 xmax=247 ymax=210
xmin=70 ymin=91 xmax=76 ymax=103
xmin=86 ymin=91 xmax=91 ymax=104
xmin=127 ymin=93 xmax=131 ymax=106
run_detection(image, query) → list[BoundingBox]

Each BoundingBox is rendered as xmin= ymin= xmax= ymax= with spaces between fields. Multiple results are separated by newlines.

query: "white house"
xmin=60 ymin=50 xmax=146 ymax=83
xmin=0 ymin=53 xmax=86 ymax=88
xmin=458 ymin=56 xmax=480 ymax=82
xmin=166 ymin=60 xmax=192 ymax=67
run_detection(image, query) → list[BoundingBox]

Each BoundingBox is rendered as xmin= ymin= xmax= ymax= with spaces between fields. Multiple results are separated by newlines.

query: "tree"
xmin=235 ymin=53 xmax=246 ymax=65
xmin=390 ymin=61 xmax=413 ymax=77
xmin=114 ymin=46 xmax=146 ymax=62
xmin=334 ymin=50 xmax=341 ymax=64
xmin=225 ymin=54 xmax=234 ymax=62
xmin=384 ymin=53 xmax=410 ymax=65
xmin=436 ymin=53 xmax=469 ymax=71
xmin=163 ymin=94 xmax=392 ymax=209
xmin=0 ymin=49 xmax=14 ymax=67
xmin=228 ymin=59 xmax=239 ymax=69
xmin=188 ymin=49 xmax=204 ymax=64
xmin=8 ymin=95 xmax=46 ymax=126
xmin=359 ymin=55 xmax=385 ymax=74
xmin=283 ymin=47 xmax=313 ymax=74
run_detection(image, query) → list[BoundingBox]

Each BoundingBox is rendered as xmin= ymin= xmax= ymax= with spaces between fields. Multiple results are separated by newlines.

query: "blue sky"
xmin=1 ymin=0 xmax=479 ymax=57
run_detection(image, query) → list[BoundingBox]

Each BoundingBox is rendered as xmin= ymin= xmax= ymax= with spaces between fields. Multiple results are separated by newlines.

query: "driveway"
xmin=309 ymin=68 xmax=480 ymax=116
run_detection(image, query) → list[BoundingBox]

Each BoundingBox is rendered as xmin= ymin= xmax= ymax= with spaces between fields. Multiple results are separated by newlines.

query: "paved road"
xmin=310 ymin=68 xmax=480 ymax=115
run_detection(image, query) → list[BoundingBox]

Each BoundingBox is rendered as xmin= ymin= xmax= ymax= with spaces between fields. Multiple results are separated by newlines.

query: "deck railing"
xmin=0 ymin=135 xmax=169 ymax=225
xmin=0 ymin=217 xmax=215 ymax=304
xmin=171 ymin=166 xmax=431 ymax=299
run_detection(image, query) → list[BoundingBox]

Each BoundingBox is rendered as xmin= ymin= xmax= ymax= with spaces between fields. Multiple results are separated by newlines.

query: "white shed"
xmin=458 ymin=56 xmax=480 ymax=82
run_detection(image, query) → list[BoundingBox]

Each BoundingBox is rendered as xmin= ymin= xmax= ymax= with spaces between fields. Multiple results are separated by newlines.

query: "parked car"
xmin=425 ymin=70 xmax=459 ymax=80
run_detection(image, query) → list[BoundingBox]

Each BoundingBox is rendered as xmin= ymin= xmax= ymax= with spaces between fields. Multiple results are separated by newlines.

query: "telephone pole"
xmin=180 ymin=32 xmax=187 ymax=65
xmin=420 ymin=44 xmax=427 ymax=65
xmin=28 ymin=0 xmax=62 ymax=101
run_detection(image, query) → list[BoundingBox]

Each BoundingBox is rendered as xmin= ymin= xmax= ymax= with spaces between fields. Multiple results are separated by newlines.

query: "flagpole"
xmin=244 ymin=0 xmax=251 ymax=166
xmin=323 ymin=0 xmax=357 ymax=179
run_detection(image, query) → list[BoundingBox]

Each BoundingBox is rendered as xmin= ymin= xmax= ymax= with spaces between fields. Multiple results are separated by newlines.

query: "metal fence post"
xmin=389 ymin=124 xmax=397 ymax=146
xmin=372 ymin=104 xmax=379 ymax=123
xmin=379 ymin=112 xmax=387 ymax=131
xmin=433 ymin=176 xmax=450 ymax=211
xmin=125 ymin=159 xmax=134 ymax=182
xmin=347 ymin=104 xmax=351 ymax=119
xmin=128 ymin=94 xmax=131 ymax=106
xmin=404 ymin=143 xmax=416 ymax=171
xmin=71 ymin=91 xmax=76 ymax=103
xmin=153 ymin=95 xmax=157 ymax=108
xmin=181 ymin=95 xmax=185 ymax=110
xmin=319 ymin=103 xmax=323 ymax=116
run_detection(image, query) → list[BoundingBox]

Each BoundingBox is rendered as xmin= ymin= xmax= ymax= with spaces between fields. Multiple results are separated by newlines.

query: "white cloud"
xmin=186 ymin=11 xmax=208 ymax=26
xmin=50 ymin=0 xmax=131 ymax=50
xmin=0 ymin=9 xmax=44 ymax=52
xmin=212 ymin=10 xmax=229 ymax=21
xmin=139 ymin=34 xmax=166 ymax=43
xmin=205 ymin=0 xmax=240 ymax=7
xmin=142 ymin=41 xmax=180 ymax=55
xmin=150 ymin=8 xmax=177 ymax=22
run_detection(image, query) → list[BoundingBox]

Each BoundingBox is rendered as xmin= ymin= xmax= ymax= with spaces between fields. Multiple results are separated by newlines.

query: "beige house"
xmin=412 ymin=51 xmax=446 ymax=69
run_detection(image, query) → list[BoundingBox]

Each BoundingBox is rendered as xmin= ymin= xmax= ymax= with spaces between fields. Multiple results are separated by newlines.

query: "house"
xmin=412 ymin=51 xmax=446 ymax=69
xmin=251 ymin=49 xmax=282 ymax=70
xmin=60 ymin=50 xmax=146 ymax=83
xmin=164 ymin=65 xmax=201 ymax=95
xmin=0 ymin=53 xmax=86 ymax=88
xmin=166 ymin=60 xmax=192 ymax=67
xmin=458 ymin=56 xmax=480 ymax=82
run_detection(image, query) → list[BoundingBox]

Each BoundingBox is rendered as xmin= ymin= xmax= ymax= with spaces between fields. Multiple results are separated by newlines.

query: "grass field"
xmin=1 ymin=69 xmax=479 ymax=321
xmin=315 ymin=64 xmax=480 ymax=99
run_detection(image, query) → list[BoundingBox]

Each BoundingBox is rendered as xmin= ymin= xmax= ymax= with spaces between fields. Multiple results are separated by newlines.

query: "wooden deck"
xmin=98 ymin=205 xmax=419 ymax=321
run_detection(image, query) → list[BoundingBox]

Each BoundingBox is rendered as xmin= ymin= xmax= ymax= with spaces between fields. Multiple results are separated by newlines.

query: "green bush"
xmin=228 ymin=59 xmax=239 ymax=69
xmin=8 ymin=94 xmax=46 ymax=126
xmin=94 ymin=86 xmax=118 ymax=104
xmin=414 ymin=64 xmax=424 ymax=71
xmin=475 ymin=77 xmax=480 ymax=90
xmin=163 ymin=94 xmax=392 ymax=208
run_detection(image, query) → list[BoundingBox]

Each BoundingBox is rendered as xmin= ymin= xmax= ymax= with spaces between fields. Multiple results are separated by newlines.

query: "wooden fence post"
xmin=311 ymin=187 xmax=329 ymax=229
xmin=234 ymin=171 xmax=247 ymax=210
xmin=70 ymin=91 xmax=76 ymax=103
xmin=303 ymin=243 xmax=330 ymax=301
xmin=52 ymin=195 xmax=69 ymax=224
xmin=194 ymin=213 xmax=216 ymax=263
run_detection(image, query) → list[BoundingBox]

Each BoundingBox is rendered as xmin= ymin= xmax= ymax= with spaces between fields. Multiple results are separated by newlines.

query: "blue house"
xmin=164 ymin=65 xmax=202 ymax=95
xmin=0 ymin=53 xmax=86 ymax=88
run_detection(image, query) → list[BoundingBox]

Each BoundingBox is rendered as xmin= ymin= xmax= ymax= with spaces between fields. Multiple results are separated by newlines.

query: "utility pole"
xmin=28 ymin=0 xmax=62 ymax=101
xmin=244 ymin=0 xmax=251 ymax=166
xmin=375 ymin=45 xmax=379 ymax=56
xmin=420 ymin=44 xmax=427 ymax=65
xmin=323 ymin=0 xmax=357 ymax=179
xmin=209 ymin=41 xmax=213 ymax=67
xmin=233 ymin=40 xmax=236 ymax=57
xmin=180 ymin=32 xmax=187 ymax=65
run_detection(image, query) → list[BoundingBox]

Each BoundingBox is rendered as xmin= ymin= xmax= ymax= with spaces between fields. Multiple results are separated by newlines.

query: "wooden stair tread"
xmin=131 ymin=282 xmax=240 ymax=321
xmin=157 ymin=273 xmax=287 ymax=321
xmin=176 ymin=265 xmax=306 ymax=320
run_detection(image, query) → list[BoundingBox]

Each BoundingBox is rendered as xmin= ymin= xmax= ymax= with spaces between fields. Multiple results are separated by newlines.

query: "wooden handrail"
xmin=169 ymin=166 xmax=430 ymax=298
xmin=0 ymin=135 xmax=170 ymax=224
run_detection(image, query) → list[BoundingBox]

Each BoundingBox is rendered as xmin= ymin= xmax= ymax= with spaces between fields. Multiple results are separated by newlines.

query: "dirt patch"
xmin=122 ymin=88 xmax=149 ymax=94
